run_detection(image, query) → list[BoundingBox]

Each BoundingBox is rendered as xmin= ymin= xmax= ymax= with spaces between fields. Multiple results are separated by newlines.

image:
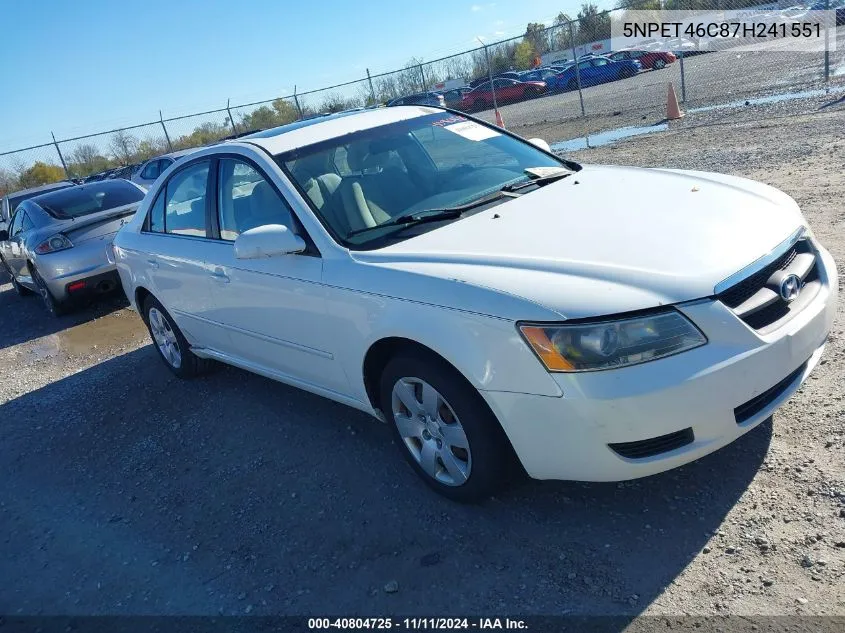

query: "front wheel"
xmin=473 ymin=99 xmax=487 ymax=112
xmin=652 ymin=58 xmax=666 ymax=70
xmin=567 ymin=78 xmax=578 ymax=91
xmin=379 ymin=351 xmax=515 ymax=502
xmin=142 ymin=295 xmax=214 ymax=378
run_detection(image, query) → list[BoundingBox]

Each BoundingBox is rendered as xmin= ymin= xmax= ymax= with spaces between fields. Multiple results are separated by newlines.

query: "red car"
xmin=459 ymin=78 xmax=546 ymax=112
xmin=608 ymin=49 xmax=676 ymax=70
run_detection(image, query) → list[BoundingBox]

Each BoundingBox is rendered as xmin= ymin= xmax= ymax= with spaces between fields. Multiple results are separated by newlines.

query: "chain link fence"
xmin=1 ymin=1 xmax=842 ymax=197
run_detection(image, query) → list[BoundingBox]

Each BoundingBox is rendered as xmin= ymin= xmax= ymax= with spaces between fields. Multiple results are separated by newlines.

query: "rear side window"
xmin=147 ymin=192 xmax=165 ymax=232
xmin=163 ymin=161 xmax=210 ymax=237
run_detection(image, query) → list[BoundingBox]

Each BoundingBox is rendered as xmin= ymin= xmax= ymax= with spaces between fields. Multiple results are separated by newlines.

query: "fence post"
xmin=824 ymin=0 xmax=830 ymax=84
xmin=159 ymin=110 xmax=173 ymax=152
xmin=679 ymin=51 xmax=686 ymax=102
xmin=293 ymin=86 xmax=304 ymax=119
xmin=568 ymin=22 xmax=586 ymax=117
xmin=226 ymin=99 xmax=238 ymax=134
xmin=418 ymin=63 xmax=427 ymax=91
xmin=366 ymin=69 xmax=376 ymax=105
xmin=477 ymin=39 xmax=500 ymax=114
xmin=51 ymin=132 xmax=70 ymax=179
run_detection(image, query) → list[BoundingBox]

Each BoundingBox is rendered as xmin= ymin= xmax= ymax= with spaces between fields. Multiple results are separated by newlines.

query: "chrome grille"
xmin=717 ymin=237 xmax=818 ymax=333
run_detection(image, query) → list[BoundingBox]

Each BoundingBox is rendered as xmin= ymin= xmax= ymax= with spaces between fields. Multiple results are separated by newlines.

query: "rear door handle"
xmin=147 ymin=259 xmax=159 ymax=270
xmin=210 ymin=268 xmax=229 ymax=283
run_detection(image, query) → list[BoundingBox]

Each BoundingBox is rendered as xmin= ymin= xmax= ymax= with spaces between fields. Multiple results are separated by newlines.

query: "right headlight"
xmin=519 ymin=309 xmax=707 ymax=372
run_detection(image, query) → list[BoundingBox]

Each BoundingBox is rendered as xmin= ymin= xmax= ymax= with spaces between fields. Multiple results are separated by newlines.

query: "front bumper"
xmin=482 ymin=245 xmax=838 ymax=481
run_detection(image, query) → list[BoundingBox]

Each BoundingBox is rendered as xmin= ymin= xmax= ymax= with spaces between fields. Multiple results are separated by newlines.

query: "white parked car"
xmin=113 ymin=106 xmax=837 ymax=501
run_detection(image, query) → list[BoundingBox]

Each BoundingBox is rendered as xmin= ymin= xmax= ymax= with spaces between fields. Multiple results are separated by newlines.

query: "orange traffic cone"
xmin=494 ymin=108 xmax=506 ymax=128
xmin=667 ymin=83 xmax=684 ymax=120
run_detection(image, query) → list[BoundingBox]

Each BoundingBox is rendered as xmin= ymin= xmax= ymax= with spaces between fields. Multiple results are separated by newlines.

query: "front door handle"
xmin=210 ymin=268 xmax=230 ymax=283
xmin=147 ymin=259 xmax=159 ymax=270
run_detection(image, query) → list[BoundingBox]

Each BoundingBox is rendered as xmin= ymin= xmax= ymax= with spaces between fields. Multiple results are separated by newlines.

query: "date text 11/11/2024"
xmin=307 ymin=617 xmax=528 ymax=630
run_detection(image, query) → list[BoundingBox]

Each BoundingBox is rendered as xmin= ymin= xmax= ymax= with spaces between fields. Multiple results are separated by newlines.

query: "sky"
xmin=0 ymin=0 xmax=612 ymax=152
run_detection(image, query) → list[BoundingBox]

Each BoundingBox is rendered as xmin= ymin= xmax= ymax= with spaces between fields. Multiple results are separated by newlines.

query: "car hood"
xmin=352 ymin=165 xmax=805 ymax=319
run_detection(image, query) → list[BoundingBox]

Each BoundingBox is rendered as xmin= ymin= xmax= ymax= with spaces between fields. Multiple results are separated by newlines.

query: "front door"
xmin=203 ymin=157 xmax=348 ymax=395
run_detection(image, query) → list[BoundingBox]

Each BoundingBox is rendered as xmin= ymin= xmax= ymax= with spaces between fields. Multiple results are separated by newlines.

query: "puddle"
xmin=28 ymin=312 xmax=147 ymax=361
xmin=687 ymin=85 xmax=845 ymax=113
xmin=551 ymin=123 xmax=669 ymax=152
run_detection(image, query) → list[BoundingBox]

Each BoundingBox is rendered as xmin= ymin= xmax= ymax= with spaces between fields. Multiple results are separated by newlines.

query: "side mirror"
xmin=528 ymin=137 xmax=552 ymax=153
xmin=234 ymin=224 xmax=306 ymax=260
xmin=0 ymin=229 xmax=8 ymax=241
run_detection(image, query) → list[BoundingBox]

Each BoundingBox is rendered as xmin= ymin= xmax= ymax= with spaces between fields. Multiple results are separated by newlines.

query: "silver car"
xmin=0 ymin=179 xmax=145 ymax=316
xmin=131 ymin=148 xmax=198 ymax=190
xmin=0 ymin=180 xmax=76 ymax=234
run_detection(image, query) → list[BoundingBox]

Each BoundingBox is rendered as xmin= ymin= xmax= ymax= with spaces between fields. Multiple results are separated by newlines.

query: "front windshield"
xmin=277 ymin=113 xmax=574 ymax=248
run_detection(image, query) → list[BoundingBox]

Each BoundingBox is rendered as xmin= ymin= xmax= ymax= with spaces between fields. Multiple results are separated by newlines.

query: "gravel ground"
xmin=469 ymin=29 xmax=845 ymax=142
xmin=0 ymin=100 xmax=843 ymax=623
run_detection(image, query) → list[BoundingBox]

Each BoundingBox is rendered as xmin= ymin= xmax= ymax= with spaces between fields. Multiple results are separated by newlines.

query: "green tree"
xmin=524 ymin=23 xmax=550 ymax=55
xmin=240 ymin=98 xmax=300 ymax=131
xmin=172 ymin=121 xmax=231 ymax=150
xmin=513 ymin=40 xmax=536 ymax=70
xmin=18 ymin=162 xmax=66 ymax=188
xmin=576 ymin=3 xmax=611 ymax=45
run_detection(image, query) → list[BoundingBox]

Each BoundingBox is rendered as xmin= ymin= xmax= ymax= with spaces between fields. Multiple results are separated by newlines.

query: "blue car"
xmin=549 ymin=56 xmax=642 ymax=92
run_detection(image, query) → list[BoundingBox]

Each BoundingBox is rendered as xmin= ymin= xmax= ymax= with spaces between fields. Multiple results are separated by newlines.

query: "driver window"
xmin=217 ymin=159 xmax=295 ymax=241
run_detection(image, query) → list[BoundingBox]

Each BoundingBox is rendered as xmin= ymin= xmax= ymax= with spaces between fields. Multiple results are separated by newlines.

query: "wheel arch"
xmin=134 ymin=286 xmax=153 ymax=320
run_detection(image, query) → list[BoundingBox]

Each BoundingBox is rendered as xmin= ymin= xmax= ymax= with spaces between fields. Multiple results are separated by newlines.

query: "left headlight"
xmin=519 ymin=309 xmax=707 ymax=372
xmin=35 ymin=233 xmax=73 ymax=254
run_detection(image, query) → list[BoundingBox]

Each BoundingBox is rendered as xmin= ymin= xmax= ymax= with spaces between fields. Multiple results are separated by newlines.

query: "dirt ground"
xmin=0 ymin=102 xmax=843 ymax=624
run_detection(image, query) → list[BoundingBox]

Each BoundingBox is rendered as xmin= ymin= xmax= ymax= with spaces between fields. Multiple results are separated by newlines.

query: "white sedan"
xmin=113 ymin=106 xmax=837 ymax=501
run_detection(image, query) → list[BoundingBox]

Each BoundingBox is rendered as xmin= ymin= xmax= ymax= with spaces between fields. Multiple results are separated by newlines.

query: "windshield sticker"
xmin=431 ymin=115 xmax=466 ymax=127
xmin=443 ymin=120 xmax=501 ymax=141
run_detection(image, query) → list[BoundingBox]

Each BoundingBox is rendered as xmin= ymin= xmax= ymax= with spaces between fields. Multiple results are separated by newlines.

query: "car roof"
xmin=5 ymin=180 xmax=76 ymax=200
xmin=237 ymin=106 xmax=442 ymax=156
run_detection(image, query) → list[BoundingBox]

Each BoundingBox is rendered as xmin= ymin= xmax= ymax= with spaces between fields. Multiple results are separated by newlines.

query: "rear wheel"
xmin=379 ymin=350 xmax=514 ymax=502
xmin=32 ymin=267 xmax=66 ymax=317
xmin=567 ymin=78 xmax=578 ymax=91
xmin=621 ymin=65 xmax=638 ymax=78
xmin=473 ymin=98 xmax=487 ymax=112
xmin=142 ymin=295 xmax=213 ymax=379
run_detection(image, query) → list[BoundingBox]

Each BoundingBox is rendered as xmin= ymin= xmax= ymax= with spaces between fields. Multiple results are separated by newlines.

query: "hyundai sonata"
xmin=112 ymin=107 xmax=837 ymax=501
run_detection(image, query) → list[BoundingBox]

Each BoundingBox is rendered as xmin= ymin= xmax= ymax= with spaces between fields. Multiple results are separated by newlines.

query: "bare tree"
xmin=110 ymin=129 xmax=139 ymax=165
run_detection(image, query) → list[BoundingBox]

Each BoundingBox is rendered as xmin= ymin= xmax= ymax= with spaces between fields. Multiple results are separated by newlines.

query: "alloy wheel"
xmin=148 ymin=307 xmax=182 ymax=369
xmin=391 ymin=377 xmax=471 ymax=486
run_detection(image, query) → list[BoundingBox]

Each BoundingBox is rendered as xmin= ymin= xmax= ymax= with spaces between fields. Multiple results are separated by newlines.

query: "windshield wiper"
xmin=346 ymin=189 xmax=519 ymax=238
xmin=500 ymin=169 xmax=572 ymax=193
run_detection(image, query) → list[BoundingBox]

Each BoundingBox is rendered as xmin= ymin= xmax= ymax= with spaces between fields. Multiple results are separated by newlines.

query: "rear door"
xmin=201 ymin=155 xmax=348 ymax=395
xmin=139 ymin=159 xmax=229 ymax=349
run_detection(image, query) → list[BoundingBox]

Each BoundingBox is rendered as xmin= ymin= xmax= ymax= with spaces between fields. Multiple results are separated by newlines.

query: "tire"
xmin=32 ymin=267 xmax=67 ymax=317
xmin=567 ymin=78 xmax=578 ymax=91
xmin=9 ymin=271 xmax=33 ymax=297
xmin=653 ymin=58 xmax=666 ymax=70
xmin=523 ymin=87 xmax=538 ymax=100
xmin=142 ymin=295 xmax=214 ymax=379
xmin=379 ymin=350 xmax=515 ymax=502
xmin=473 ymin=99 xmax=487 ymax=112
